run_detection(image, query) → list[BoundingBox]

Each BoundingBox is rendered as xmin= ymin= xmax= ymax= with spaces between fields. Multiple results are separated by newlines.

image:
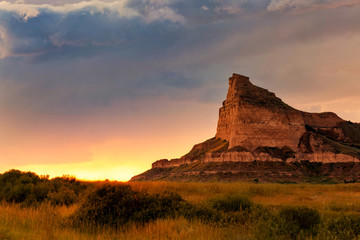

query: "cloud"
xmin=267 ymin=0 xmax=360 ymax=12
xmin=0 ymin=26 xmax=10 ymax=58
xmin=0 ymin=0 xmax=186 ymax=58
xmin=126 ymin=0 xmax=185 ymax=24
xmin=0 ymin=1 xmax=139 ymax=21
xmin=0 ymin=0 xmax=359 ymax=117
xmin=1 ymin=0 xmax=359 ymax=110
xmin=201 ymin=5 xmax=209 ymax=11
xmin=0 ymin=1 xmax=40 ymax=20
xmin=3 ymin=0 xmax=359 ymax=59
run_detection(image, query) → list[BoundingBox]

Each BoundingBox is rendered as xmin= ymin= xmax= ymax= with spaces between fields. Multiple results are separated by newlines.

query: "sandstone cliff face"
xmin=148 ymin=73 xmax=360 ymax=169
xmin=216 ymin=74 xmax=342 ymax=151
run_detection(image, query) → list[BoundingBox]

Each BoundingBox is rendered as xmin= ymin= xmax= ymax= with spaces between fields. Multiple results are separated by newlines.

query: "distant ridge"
xmin=132 ymin=74 xmax=360 ymax=183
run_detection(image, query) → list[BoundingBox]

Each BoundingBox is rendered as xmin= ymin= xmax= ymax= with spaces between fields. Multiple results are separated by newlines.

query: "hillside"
xmin=132 ymin=74 xmax=360 ymax=182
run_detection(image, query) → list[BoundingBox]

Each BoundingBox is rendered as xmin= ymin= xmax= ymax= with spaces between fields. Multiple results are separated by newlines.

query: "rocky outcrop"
xmin=152 ymin=158 xmax=191 ymax=168
xmin=216 ymin=74 xmax=342 ymax=151
xmin=203 ymin=152 xmax=284 ymax=163
xmin=131 ymin=160 xmax=360 ymax=183
xmin=133 ymin=73 xmax=360 ymax=179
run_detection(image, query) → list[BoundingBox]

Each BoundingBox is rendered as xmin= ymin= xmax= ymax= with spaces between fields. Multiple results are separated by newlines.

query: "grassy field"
xmin=129 ymin=181 xmax=360 ymax=210
xmin=0 ymin=203 xmax=244 ymax=240
xmin=1 ymin=181 xmax=360 ymax=240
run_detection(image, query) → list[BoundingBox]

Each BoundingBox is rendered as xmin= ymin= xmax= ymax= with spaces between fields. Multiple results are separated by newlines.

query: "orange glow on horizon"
xmin=12 ymin=163 xmax=142 ymax=182
xmin=0 ymin=129 xmax=215 ymax=181
xmin=0 ymin=100 xmax=218 ymax=181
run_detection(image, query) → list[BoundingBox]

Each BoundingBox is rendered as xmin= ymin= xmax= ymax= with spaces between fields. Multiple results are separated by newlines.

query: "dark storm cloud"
xmin=0 ymin=0 xmax=360 ymax=116
xmin=0 ymin=0 xmax=277 ymax=59
xmin=1 ymin=0 xmax=358 ymax=59
xmin=0 ymin=6 xmax=184 ymax=59
xmin=0 ymin=56 xmax=205 ymax=115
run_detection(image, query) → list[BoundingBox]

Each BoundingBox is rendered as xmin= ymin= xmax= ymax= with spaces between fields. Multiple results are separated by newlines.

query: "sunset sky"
xmin=1 ymin=0 xmax=360 ymax=181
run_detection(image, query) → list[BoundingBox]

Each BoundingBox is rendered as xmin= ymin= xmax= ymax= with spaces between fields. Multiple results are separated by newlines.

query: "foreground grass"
xmin=0 ymin=203 xmax=250 ymax=240
xmin=1 ymin=182 xmax=360 ymax=240
xmin=129 ymin=182 xmax=360 ymax=214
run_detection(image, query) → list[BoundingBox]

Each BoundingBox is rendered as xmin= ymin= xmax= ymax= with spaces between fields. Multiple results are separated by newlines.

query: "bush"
xmin=73 ymin=184 xmax=186 ymax=227
xmin=209 ymin=194 xmax=253 ymax=212
xmin=48 ymin=186 xmax=77 ymax=206
xmin=0 ymin=170 xmax=88 ymax=206
xmin=278 ymin=206 xmax=321 ymax=239
xmin=180 ymin=194 xmax=257 ymax=226
xmin=132 ymin=190 xmax=185 ymax=222
xmin=256 ymin=206 xmax=321 ymax=239
xmin=181 ymin=203 xmax=222 ymax=223
xmin=0 ymin=170 xmax=45 ymax=205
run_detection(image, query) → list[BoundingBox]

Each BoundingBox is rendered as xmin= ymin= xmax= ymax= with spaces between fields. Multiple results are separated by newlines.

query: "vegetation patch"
xmin=0 ymin=170 xmax=88 ymax=207
xmin=208 ymin=194 xmax=253 ymax=212
xmin=325 ymin=214 xmax=360 ymax=240
xmin=226 ymin=146 xmax=250 ymax=152
xmin=254 ymin=146 xmax=295 ymax=160
xmin=73 ymin=184 xmax=257 ymax=228
xmin=183 ymin=138 xmax=229 ymax=160
xmin=338 ymin=121 xmax=360 ymax=143
xmin=73 ymin=184 xmax=185 ymax=227
xmin=303 ymin=124 xmax=360 ymax=159
xmin=180 ymin=204 xmax=222 ymax=224
xmin=277 ymin=206 xmax=321 ymax=238
xmin=1 ymin=177 xmax=360 ymax=239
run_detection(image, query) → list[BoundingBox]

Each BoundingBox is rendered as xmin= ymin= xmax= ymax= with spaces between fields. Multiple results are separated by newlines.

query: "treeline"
xmin=0 ymin=169 xmax=90 ymax=206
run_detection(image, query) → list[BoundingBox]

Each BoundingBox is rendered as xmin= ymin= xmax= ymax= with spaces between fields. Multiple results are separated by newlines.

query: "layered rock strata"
xmin=216 ymin=74 xmax=342 ymax=150
xmin=148 ymin=73 xmax=360 ymax=170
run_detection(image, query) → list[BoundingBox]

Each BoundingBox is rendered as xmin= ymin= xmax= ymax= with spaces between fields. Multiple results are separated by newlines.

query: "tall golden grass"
xmin=1 ymin=182 xmax=359 ymax=240
xmin=0 ymin=202 xmax=250 ymax=240
xmin=128 ymin=182 xmax=360 ymax=214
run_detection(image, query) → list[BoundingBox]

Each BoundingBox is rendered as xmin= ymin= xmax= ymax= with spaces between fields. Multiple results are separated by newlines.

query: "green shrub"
xmin=0 ymin=170 xmax=87 ymax=206
xmin=256 ymin=206 xmax=321 ymax=239
xmin=277 ymin=206 xmax=321 ymax=239
xmin=22 ymin=182 xmax=51 ymax=207
xmin=131 ymin=190 xmax=185 ymax=222
xmin=73 ymin=184 xmax=186 ymax=227
xmin=48 ymin=186 xmax=77 ymax=206
xmin=180 ymin=194 xmax=256 ymax=226
xmin=0 ymin=170 xmax=42 ymax=204
xmin=181 ymin=203 xmax=221 ymax=223
xmin=209 ymin=194 xmax=253 ymax=212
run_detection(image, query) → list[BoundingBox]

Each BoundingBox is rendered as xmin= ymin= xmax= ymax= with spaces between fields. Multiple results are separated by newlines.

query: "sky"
xmin=0 ymin=0 xmax=360 ymax=181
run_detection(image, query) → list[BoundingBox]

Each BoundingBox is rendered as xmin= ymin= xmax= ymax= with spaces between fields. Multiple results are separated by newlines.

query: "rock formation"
xmin=132 ymin=73 xmax=360 ymax=182
xmin=216 ymin=74 xmax=342 ymax=150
